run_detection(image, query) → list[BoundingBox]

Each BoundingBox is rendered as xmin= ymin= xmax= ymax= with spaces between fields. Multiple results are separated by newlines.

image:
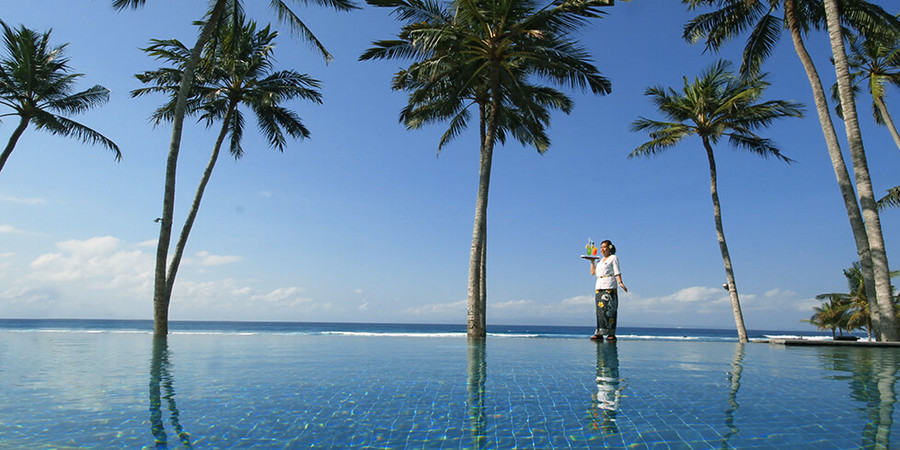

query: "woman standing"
xmin=589 ymin=240 xmax=627 ymax=341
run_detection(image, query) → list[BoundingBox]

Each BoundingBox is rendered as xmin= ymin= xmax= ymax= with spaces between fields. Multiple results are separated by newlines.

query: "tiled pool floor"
xmin=1 ymin=331 xmax=896 ymax=448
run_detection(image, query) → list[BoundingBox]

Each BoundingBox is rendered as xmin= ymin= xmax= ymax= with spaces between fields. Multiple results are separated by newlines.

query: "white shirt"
xmin=594 ymin=255 xmax=621 ymax=290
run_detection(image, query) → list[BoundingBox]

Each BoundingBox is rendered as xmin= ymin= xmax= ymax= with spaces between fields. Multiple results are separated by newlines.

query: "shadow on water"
xmin=591 ymin=342 xmax=623 ymax=436
xmin=467 ymin=338 xmax=488 ymax=449
xmin=150 ymin=337 xmax=193 ymax=449
xmin=822 ymin=346 xmax=897 ymax=449
xmin=721 ymin=343 xmax=745 ymax=449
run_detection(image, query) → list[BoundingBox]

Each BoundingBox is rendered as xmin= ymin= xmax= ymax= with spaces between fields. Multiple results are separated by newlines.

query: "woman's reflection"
xmin=591 ymin=342 xmax=623 ymax=435
xmin=467 ymin=339 xmax=488 ymax=449
xmin=150 ymin=337 xmax=193 ymax=449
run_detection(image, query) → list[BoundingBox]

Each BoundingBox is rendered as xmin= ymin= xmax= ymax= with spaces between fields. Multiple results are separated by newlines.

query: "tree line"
xmin=1 ymin=0 xmax=898 ymax=340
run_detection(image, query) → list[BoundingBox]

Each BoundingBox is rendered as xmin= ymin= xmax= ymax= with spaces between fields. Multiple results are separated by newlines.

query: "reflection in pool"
xmin=150 ymin=337 xmax=192 ymax=449
xmin=1 ymin=328 xmax=897 ymax=448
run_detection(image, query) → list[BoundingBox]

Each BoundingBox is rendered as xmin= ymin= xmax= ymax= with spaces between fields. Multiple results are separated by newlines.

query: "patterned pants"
xmin=594 ymin=289 xmax=618 ymax=336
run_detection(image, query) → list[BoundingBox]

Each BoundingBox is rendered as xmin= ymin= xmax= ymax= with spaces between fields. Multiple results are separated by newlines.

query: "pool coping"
xmin=767 ymin=338 xmax=900 ymax=347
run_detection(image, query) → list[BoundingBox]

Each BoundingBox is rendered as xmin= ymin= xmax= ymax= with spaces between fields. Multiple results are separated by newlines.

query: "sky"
xmin=0 ymin=0 xmax=897 ymax=332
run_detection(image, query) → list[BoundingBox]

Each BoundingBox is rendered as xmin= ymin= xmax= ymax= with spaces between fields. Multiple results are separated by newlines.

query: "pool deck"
xmin=767 ymin=338 xmax=900 ymax=348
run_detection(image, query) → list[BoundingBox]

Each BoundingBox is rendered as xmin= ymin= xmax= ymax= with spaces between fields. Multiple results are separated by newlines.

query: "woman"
xmin=589 ymin=240 xmax=627 ymax=341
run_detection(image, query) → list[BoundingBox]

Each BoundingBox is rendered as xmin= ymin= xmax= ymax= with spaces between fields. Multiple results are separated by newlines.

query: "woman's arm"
xmin=615 ymin=274 xmax=627 ymax=292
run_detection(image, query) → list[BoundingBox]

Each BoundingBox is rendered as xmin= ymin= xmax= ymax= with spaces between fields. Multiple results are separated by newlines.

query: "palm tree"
xmin=806 ymin=293 xmax=852 ymax=338
xmin=830 ymin=31 xmax=900 ymax=151
xmin=814 ymin=262 xmax=898 ymax=340
xmin=0 ymin=21 xmax=120 ymax=175
xmin=361 ymin=0 xmax=613 ymax=337
xmin=823 ymin=0 xmax=897 ymax=341
xmin=842 ymin=262 xmax=873 ymax=340
xmin=830 ymin=33 xmax=900 ymax=215
xmin=114 ymin=0 xmax=357 ymax=336
xmin=630 ymin=60 xmax=803 ymax=343
xmin=682 ymin=0 xmax=900 ymax=342
xmin=133 ymin=17 xmax=322 ymax=333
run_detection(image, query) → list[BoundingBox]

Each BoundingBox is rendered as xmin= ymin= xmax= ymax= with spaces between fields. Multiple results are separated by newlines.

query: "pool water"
xmin=1 ymin=331 xmax=896 ymax=448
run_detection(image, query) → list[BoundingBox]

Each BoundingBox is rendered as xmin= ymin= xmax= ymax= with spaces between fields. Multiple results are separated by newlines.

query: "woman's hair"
xmin=601 ymin=240 xmax=616 ymax=255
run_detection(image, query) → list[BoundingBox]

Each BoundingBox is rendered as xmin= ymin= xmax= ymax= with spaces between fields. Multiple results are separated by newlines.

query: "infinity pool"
xmin=1 ymin=330 xmax=896 ymax=448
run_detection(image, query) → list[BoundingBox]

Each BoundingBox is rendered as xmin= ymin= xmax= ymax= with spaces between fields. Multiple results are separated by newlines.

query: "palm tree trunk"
xmin=153 ymin=0 xmax=227 ymax=336
xmin=824 ymin=0 xmax=897 ymax=342
xmin=0 ymin=116 xmax=29 ymax=175
xmin=467 ymin=137 xmax=492 ymax=339
xmin=478 ymin=103 xmax=487 ymax=314
xmin=873 ymin=96 xmax=900 ymax=151
xmin=783 ymin=0 xmax=882 ymax=338
xmin=703 ymin=138 xmax=748 ymax=343
xmin=165 ymin=108 xmax=233 ymax=301
xmin=467 ymin=68 xmax=500 ymax=339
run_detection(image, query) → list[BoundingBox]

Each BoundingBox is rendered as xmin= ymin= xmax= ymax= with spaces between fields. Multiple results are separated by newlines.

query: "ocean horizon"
xmin=0 ymin=317 xmax=844 ymax=342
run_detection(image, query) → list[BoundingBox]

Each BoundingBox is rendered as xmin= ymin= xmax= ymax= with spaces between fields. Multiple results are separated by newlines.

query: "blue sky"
xmin=1 ymin=0 xmax=897 ymax=332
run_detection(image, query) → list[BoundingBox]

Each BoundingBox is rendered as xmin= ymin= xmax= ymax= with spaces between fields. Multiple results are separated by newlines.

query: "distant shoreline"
xmin=0 ymin=318 xmax=850 ymax=342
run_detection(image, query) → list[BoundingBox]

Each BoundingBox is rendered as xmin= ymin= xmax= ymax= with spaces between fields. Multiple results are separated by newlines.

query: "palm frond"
xmin=45 ymin=85 xmax=111 ymax=115
xmin=740 ymin=12 xmax=781 ymax=77
xmin=877 ymin=186 xmax=900 ymax=211
xmin=30 ymin=109 xmax=121 ymax=159
xmin=111 ymin=0 xmax=148 ymax=10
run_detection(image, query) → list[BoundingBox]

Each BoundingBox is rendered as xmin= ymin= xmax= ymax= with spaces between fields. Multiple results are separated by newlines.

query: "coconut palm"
xmin=825 ymin=8 xmax=900 ymax=223
xmin=133 ymin=17 xmax=322 ymax=330
xmin=842 ymin=262 xmax=873 ymax=339
xmin=630 ymin=60 xmax=803 ymax=343
xmin=830 ymin=31 xmax=900 ymax=150
xmin=823 ymin=0 xmax=897 ymax=341
xmin=0 ymin=21 xmax=120 ymax=175
xmin=114 ymin=0 xmax=356 ymax=336
xmin=361 ymin=0 xmax=613 ymax=337
xmin=815 ymin=262 xmax=899 ymax=340
xmin=806 ymin=293 xmax=852 ymax=338
xmin=682 ymin=0 xmax=900 ymax=341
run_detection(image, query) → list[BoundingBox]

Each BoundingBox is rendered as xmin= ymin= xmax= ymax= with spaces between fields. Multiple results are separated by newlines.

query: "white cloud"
xmin=493 ymin=299 xmax=537 ymax=310
xmin=561 ymin=295 xmax=593 ymax=307
xmin=764 ymin=288 xmax=797 ymax=298
xmin=30 ymin=236 xmax=152 ymax=294
xmin=192 ymin=250 xmax=242 ymax=266
xmin=0 ymin=224 xmax=47 ymax=237
xmin=0 ymin=285 xmax=58 ymax=306
xmin=250 ymin=286 xmax=307 ymax=304
xmin=403 ymin=299 xmax=467 ymax=316
xmin=624 ymin=286 xmax=727 ymax=315
xmin=664 ymin=286 xmax=723 ymax=304
xmin=4 ymin=235 xmax=346 ymax=321
xmin=792 ymin=297 xmax=821 ymax=312
xmin=4 ymin=234 xmax=823 ymax=329
xmin=0 ymin=195 xmax=45 ymax=205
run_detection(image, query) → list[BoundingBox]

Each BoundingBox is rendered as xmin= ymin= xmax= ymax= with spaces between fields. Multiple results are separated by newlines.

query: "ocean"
xmin=0 ymin=318 xmax=841 ymax=341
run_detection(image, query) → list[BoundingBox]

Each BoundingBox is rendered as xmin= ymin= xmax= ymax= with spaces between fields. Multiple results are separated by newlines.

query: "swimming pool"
xmin=1 ymin=330 xmax=896 ymax=448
